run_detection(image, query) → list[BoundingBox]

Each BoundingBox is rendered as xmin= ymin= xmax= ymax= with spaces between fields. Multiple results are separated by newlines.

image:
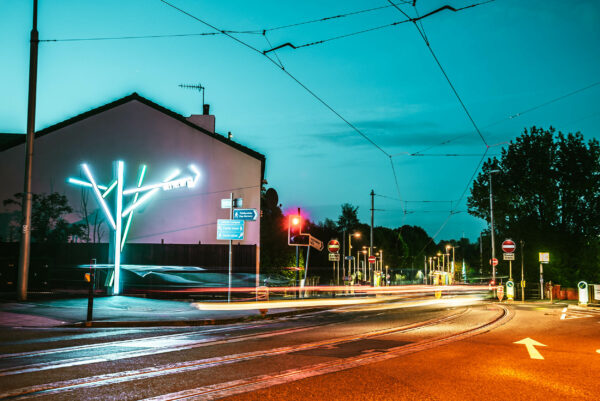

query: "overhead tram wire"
xmin=263 ymin=1 xmax=494 ymax=54
xmin=39 ymin=32 xmax=221 ymax=42
xmin=409 ymin=79 xmax=600 ymax=156
xmin=158 ymin=0 xmax=390 ymax=159
xmin=236 ymin=1 xmax=413 ymax=34
xmin=387 ymin=1 xmax=492 ymax=148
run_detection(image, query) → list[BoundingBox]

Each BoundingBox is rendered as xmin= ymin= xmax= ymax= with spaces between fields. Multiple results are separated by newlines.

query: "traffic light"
xmin=288 ymin=214 xmax=308 ymax=246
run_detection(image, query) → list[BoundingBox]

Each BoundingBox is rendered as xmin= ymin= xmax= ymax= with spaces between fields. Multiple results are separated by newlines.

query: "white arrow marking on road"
xmin=514 ymin=338 xmax=547 ymax=359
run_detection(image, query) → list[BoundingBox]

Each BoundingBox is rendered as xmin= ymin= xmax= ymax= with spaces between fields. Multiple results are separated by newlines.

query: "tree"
xmin=337 ymin=203 xmax=359 ymax=232
xmin=467 ymin=126 xmax=600 ymax=285
xmin=3 ymin=192 xmax=86 ymax=243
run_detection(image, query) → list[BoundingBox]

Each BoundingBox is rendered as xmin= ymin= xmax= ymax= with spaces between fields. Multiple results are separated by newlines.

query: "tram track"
xmin=0 ymin=307 xmax=472 ymax=400
xmin=144 ymin=304 xmax=512 ymax=401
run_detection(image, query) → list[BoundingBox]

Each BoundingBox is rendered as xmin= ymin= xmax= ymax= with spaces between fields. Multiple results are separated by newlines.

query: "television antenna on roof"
xmin=179 ymin=83 xmax=205 ymax=108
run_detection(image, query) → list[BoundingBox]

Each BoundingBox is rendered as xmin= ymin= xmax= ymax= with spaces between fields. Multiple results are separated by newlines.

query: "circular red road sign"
xmin=368 ymin=256 xmax=376 ymax=264
xmin=489 ymin=258 xmax=499 ymax=266
xmin=327 ymin=240 xmax=340 ymax=253
xmin=502 ymin=239 xmax=516 ymax=253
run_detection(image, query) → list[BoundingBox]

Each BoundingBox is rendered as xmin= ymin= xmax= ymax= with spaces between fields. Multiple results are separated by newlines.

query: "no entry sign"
xmin=490 ymin=258 xmax=499 ymax=266
xmin=327 ymin=239 xmax=340 ymax=253
xmin=502 ymin=239 xmax=516 ymax=253
xmin=368 ymin=256 xmax=376 ymax=264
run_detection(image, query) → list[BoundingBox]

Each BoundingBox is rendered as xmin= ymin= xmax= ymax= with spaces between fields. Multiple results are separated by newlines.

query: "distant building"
xmin=0 ymin=93 xmax=265 ymax=258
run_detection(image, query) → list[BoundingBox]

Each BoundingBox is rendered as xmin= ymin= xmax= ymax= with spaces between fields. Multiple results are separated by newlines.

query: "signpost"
xmin=221 ymin=198 xmax=243 ymax=209
xmin=327 ymin=240 xmax=340 ymax=253
xmin=539 ymin=252 xmax=549 ymax=300
xmin=502 ymin=239 xmax=516 ymax=281
xmin=216 ymin=219 xmax=244 ymax=240
xmin=506 ymin=280 xmax=515 ymax=301
xmin=327 ymin=239 xmax=340 ymax=284
xmin=233 ymin=208 xmax=258 ymax=221
xmin=497 ymin=285 xmax=504 ymax=301
xmin=578 ymin=281 xmax=588 ymax=306
xmin=308 ymin=235 xmax=324 ymax=251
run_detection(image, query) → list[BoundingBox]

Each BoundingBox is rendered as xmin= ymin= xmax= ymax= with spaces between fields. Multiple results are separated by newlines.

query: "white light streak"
xmin=81 ymin=164 xmax=116 ymax=230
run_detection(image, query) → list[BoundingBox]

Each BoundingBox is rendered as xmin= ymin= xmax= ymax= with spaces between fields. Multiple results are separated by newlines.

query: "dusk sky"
xmin=2 ymin=0 xmax=599 ymax=242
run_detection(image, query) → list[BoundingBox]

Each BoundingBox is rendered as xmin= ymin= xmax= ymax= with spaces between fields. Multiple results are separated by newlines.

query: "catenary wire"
xmin=158 ymin=0 xmax=390 ymax=158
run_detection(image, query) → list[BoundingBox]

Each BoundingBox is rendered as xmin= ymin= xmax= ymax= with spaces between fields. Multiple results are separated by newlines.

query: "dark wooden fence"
xmin=0 ymin=242 xmax=256 ymax=291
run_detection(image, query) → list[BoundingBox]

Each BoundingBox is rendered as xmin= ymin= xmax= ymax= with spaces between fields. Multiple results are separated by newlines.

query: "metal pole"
xmin=489 ymin=172 xmax=497 ymax=284
xmin=342 ymin=229 xmax=346 ymax=281
xmin=521 ymin=240 xmax=525 ymax=302
xmin=539 ymin=262 xmax=544 ymax=300
xmin=228 ymin=192 xmax=233 ymax=302
xmin=296 ymin=207 xmax=300 ymax=299
xmin=509 ymin=260 xmax=512 ymax=281
xmin=370 ymin=190 xmax=374 ymax=258
xmin=17 ymin=0 xmax=39 ymax=301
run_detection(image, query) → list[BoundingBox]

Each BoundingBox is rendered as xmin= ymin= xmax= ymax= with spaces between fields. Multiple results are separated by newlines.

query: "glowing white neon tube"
xmin=67 ymin=177 xmax=108 ymax=191
xmin=81 ymin=164 xmax=116 ymax=230
xmin=121 ymin=169 xmax=183 ymax=218
xmin=122 ymin=169 xmax=180 ymax=195
xmin=102 ymin=180 xmax=117 ymax=198
xmin=113 ymin=161 xmax=124 ymax=295
xmin=121 ymin=165 xmax=146 ymax=251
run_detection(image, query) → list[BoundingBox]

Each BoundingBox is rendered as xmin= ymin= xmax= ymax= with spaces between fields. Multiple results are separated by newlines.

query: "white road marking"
xmin=514 ymin=337 xmax=547 ymax=360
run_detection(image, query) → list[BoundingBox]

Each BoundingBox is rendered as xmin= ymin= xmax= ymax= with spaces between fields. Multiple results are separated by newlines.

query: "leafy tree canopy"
xmin=468 ymin=126 xmax=600 ymax=285
xmin=3 ymin=192 xmax=86 ymax=243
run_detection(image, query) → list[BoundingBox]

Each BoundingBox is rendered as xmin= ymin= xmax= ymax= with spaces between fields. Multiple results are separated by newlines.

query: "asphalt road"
xmin=0 ymin=297 xmax=598 ymax=400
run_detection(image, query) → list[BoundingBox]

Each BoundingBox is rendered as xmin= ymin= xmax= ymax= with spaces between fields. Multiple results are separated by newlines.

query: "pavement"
xmin=0 ymin=295 xmax=322 ymax=328
xmin=0 ymin=294 xmax=597 ymax=329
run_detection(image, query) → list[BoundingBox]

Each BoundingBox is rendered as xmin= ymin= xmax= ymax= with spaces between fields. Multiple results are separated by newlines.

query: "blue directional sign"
xmin=217 ymin=219 xmax=244 ymax=240
xmin=233 ymin=208 xmax=258 ymax=221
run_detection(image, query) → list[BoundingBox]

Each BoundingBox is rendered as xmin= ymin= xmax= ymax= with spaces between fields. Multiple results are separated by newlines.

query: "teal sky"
xmin=1 ymin=0 xmax=599 ymax=241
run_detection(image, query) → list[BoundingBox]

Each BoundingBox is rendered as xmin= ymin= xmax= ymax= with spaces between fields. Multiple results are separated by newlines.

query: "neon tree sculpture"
xmin=68 ymin=161 xmax=201 ymax=295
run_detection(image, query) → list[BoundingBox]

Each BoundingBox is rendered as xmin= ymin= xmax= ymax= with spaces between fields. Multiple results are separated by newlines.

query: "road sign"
xmin=309 ymin=235 xmax=324 ymax=251
xmin=328 ymin=253 xmax=340 ymax=262
xmin=502 ymin=239 xmax=516 ymax=253
xmin=327 ymin=240 xmax=340 ymax=253
xmin=506 ymin=280 xmax=515 ymax=300
xmin=368 ymin=256 xmax=376 ymax=264
xmin=216 ymin=219 xmax=244 ymax=240
xmin=503 ymin=252 xmax=515 ymax=261
xmin=539 ymin=252 xmax=550 ymax=263
xmin=497 ymin=285 xmax=504 ymax=301
xmin=345 ymin=256 xmax=354 ymax=261
xmin=233 ymin=208 xmax=258 ymax=221
xmin=221 ymin=198 xmax=243 ymax=209
xmin=489 ymin=258 xmax=499 ymax=266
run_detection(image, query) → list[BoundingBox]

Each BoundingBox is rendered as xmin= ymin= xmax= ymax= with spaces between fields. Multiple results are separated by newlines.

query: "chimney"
xmin=186 ymin=103 xmax=215 ymax=133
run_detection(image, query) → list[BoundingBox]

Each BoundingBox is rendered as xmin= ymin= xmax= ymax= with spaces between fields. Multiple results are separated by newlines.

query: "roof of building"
xmin=0 ymin=93 xmax=265 ymax=178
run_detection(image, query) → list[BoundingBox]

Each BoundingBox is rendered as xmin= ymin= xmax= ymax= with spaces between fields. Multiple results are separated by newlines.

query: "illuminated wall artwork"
xmin=68 ymin=161 xmax=201 ymax=295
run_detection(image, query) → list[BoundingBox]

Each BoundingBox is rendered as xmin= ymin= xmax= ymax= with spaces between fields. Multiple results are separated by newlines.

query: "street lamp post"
xmin=489 ymin=169 xmax=501 ymax=285
xmin=349 ymin=232 xmax=360 ymax=281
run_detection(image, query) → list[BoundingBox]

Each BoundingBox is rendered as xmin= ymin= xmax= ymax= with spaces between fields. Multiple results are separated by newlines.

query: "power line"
xmin=387 ymin=1 xmax=491 ymax=147
xmin=158 ymin=0 xmax=390 ymax=157
xmin=263 ymin=1 xmax=494 ymax=54
xmin=410 ymin=79 xmax=600 ymax=156
xmin=39 ymin=32 xmax=220 ymax=42
xmin=244 ymin=1 xmax=413 ymax=34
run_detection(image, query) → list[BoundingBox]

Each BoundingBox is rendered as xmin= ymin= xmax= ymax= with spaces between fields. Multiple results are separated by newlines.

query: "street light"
xmin=489 ymin=169 xmax=501 ymax=285
xmin=349 ymin=232 xmax=361 ymax=279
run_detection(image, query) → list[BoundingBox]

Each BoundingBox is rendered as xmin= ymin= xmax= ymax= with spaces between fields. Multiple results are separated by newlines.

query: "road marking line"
xmin=562 ymin=307 xmax=567 ymax=313
xmin=560 ymin=314 xmax=566 ymax=320
xmin=514 ymin=337 xmax=547 ymax=360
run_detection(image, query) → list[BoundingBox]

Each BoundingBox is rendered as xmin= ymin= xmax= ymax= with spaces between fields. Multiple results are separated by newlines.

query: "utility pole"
xmin=520 ymin=240 xmax=525 ymax=302
xmin=18 ymin=0 xmax=39 ymax=301
xmin=489 ymin=170 xmax=500 ymax=285
xmin=370 ymin=190 xmax=374 ymax=258
xmin=296 ymin=207 xmax=300 ymax=299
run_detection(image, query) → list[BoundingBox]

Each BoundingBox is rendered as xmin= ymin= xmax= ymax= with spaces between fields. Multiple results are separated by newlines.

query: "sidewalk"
xmin=0 ymin=295 xmax=321 ymax=328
